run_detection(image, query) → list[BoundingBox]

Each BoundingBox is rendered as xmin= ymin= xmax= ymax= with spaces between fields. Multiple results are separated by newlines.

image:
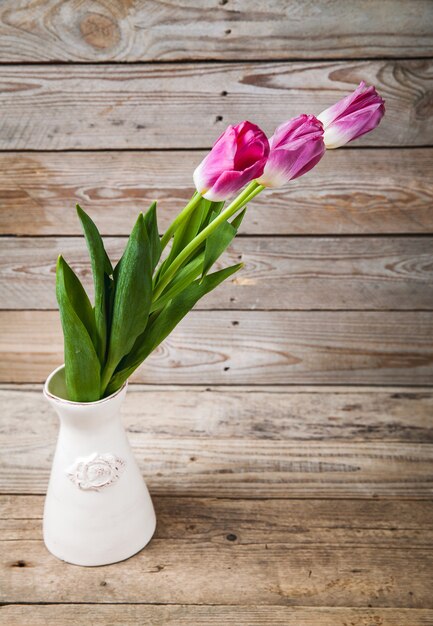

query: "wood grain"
xmin=0 ymin=496 xmax=432 ymax=608
xmin=0 ymin=61 xmax=431 ymax=149
xmin=1 ymin=310 xmax=432 ymax=385
xmin=0 ymin=0 xmax=431 ymax=620
xmin=1 ymin=497 xmax=432 ymax=605
xmin=2 ymin=541 xmax=431 ymax=606
xmin=2 ymin=235 xmax=432 ymax=311
xmin=1 ymin=149 xmax=432 ymax=236
xmin=1 ymin=605 xmax=432 ymax=626
xmin=4 ymin=436 xmax=432 ymax=499
xmin=1 ymin=386 xmax=432 ymax=497
xmin=3 ymin=495 xmax=433 ymax=544
xmin=2 ymin=385 xmax=432 ymax=444
xmin=0 ymin=0 xmax=432 ymax=62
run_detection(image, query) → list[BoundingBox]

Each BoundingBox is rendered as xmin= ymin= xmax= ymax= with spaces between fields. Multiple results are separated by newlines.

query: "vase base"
xmin=44 ymin=513 xmax=156 ymax=567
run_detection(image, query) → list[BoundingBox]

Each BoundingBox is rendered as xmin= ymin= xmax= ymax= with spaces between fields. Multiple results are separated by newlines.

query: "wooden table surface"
xmin=1 ymin=385 xmax=433 ymax=625
xmin=0 ymin=1 xmax=432 ymax=624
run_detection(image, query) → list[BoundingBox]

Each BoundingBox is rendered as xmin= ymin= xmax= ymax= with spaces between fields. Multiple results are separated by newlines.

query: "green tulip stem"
xmin=153 ymin=181 xmax=265 ymax=301
xmin=160 ymin=192 xmax=202 ymax=251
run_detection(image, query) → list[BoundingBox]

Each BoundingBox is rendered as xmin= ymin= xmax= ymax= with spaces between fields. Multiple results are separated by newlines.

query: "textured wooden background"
xmin=0 ymin=1 xmax=432 ymax=625
xmin=0 ymin=7 xmax=432 ymax=384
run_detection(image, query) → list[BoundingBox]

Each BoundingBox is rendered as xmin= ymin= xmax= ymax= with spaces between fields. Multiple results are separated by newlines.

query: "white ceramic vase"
xmin=43 ymin=365 xmax=156 ymax=566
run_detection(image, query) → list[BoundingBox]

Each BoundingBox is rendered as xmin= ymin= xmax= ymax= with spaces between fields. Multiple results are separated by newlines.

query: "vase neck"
xmin=44 ymin=367 xmax=127 ymax=432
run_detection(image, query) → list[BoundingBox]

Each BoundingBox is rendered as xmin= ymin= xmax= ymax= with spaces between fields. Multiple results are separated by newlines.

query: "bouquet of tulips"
xmin=57 ymin=82 xmax=384 ymax=402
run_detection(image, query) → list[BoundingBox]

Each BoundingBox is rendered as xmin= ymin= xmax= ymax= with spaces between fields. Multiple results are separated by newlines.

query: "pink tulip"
xmin=257 ymin=114 xmax=325 ymax=188
xmin=193 ymin=121 xmax=269 ymax=201
xmin=317 ymin=82 xmax=385 ymax=149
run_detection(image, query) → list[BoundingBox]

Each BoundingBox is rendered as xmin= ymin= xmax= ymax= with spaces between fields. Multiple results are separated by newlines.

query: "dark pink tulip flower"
xmin=193 ymin=121 xmax=269 ymax=201
xmin=317 ymin=81 xmax=385 ymax=149
xmin=257 ymin=114 xmax=325 ymax=188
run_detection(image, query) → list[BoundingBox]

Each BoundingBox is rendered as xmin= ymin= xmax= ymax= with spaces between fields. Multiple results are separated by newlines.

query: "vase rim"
xmin=44 ymin=364 xmax=128 ymax=406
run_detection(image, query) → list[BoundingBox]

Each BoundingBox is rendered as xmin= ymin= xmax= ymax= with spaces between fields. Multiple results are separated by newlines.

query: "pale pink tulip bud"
xmin=318 ymin=81 xmax=385 ymax=149
xmin=257 ymin=114 xmax=325 ymax=188
xmin=193 ymin=121 xmax=269 ymax=201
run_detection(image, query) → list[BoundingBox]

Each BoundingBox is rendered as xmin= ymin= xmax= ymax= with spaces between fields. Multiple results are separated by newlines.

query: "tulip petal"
xmin=203 ymin=155 xmax=266 ymax=201
xmin=318 ymin=82 xmax=367 ymax=127
xmin=194 ymin=121 xmax=269 ymax=200
xmin=318 ymin=82 xmax=385 ymax=148
xmin=257 ymin=114 xmax=325 ymax=188
xmin=323 ymin=103 xmax=384 ymax=149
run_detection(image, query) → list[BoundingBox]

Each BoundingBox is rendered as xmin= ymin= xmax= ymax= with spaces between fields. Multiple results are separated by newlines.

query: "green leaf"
xmin=76 ymin=204 xmax=113 ymax=364
xmin=200 ymin=200 xmax=225 ymax=229
xmin=201 ymin=208 xmax=246 ymax=280
xmin=105 ymin=263 xmax=243 ymax=395
xmin=230 ymin=207 xmax=247 ymax=230
xmin=202 ymin=218 xmax=235 ymax=279
xmin=104 ymin=271 xmax=115 ymax=333
xmin=168 ymin=199 xmax=207 ymax=261
xmin=150 ymin=252 xmax=204 ymax=313
xmin=143 ymin=201 xmax=162 ymax=272
xmin=156 ymin=197 xmax=212 ymax=281
xmin=59 ymin=256 xmax=96 ymax=345
xmin=101 ymin=213 xmax=152 ymax=392
xmin=56 ymin=256 xmax=101 ymax=402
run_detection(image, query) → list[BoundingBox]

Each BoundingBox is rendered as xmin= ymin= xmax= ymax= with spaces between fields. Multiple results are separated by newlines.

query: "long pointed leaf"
xmin=106 ymin=263 xmax=242 ymax=395
xmin=101 ymin=213 xmax=152 ymax=391
xmin=169 ymin=197 xmax=210 ymax=260
xmin=59 ymin=256 xmax=96 ymax=345
xmin=156 ymin=197 xmax=215 ymax=282
xmin=76 ymin=205 xmax=113 ymax=364
xmin=230 ymin=207 xmax=247 ymax=230
xmin=143 ymin=201 xmax=162 ymax=272
xmin=201 ymin=208 xmax=246 ymax=279
xmin=200 ymin=200 xmax=225 ymax=229
xmin=150 ymin=253 xmax=204 ymax=313
xmin=202 ymin=220 xmax=235 ymax=279
xmin=56 ymin=256 xmax=100 ymax=401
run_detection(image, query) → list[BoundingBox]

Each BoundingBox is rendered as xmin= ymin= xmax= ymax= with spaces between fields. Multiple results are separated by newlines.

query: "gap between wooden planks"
xmin=1 ymin=310 xmax=432 ymax=385
xmin=0 ymin=61 xmax=431 ymax=150
xmin=1 ymin=150 xmax=431 ymax=236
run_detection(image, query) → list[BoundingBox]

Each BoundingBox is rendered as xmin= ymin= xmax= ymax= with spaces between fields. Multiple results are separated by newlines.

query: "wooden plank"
xmin=0 ymin=0 xmax=431 ymax=62
xmin=1 ymin=386 xmax=432 ymax=497
xmin=1 ymin=149 xmax=431 ymax=236
xmin=1 ymin=605 xmax=433 ymax=626
xmin=1 ymin=310 xmax=432 ymax=385
xmin=2 ymin=236 xmax=433 ymax=311
xmin=2 ymin=495 xmax=433 ymax=545
xmin=2 ymin=385 xmax=432 ymax=444
xmin=0 ymin=61 xmax=430 ymax=149
xmin=1 ymin=499 xmax=432 ymax=612
xmin=1 ymin=498 xmax=432 ymax=605
xmin=3 ymin=436 xmax=432 ymax=498
xmin=2 ymin=149 xmax=431 ymax=236
xmin=1 ymin=540 xmax=432 ymax=606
